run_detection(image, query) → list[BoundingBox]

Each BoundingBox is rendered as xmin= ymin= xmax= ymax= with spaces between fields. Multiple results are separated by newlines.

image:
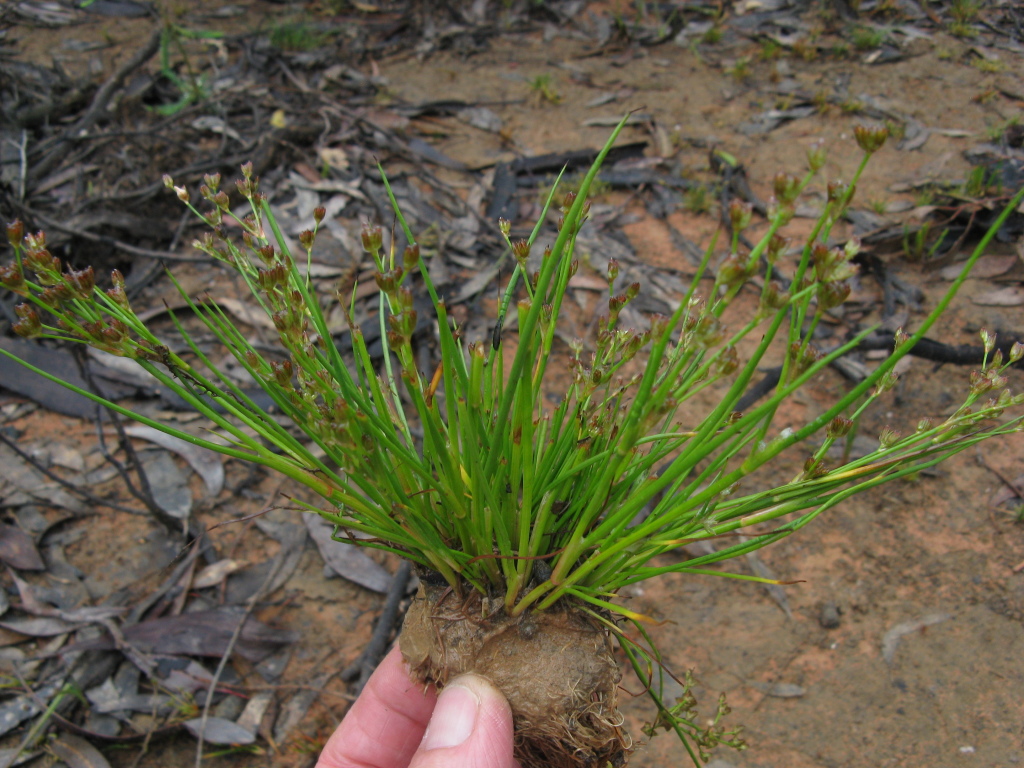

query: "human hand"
xmin=316 ymin=644 xmax=519 ymax=768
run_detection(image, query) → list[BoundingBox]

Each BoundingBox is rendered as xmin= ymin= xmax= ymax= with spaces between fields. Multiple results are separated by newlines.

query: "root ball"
xmin=400 ymin=582 xmax=632 ymax=768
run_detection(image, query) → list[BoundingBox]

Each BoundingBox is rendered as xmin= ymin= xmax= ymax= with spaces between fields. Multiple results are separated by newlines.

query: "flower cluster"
xmin=0 ymin=222 xmax=174 ymax=362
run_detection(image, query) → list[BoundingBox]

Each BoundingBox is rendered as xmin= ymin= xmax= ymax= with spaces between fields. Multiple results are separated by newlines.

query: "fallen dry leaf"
xmin=0 ymin=616 xmax=77 ymax=637
xmin=318 ymin=146 xmax=349 ymax=171
xmin=0 ymin=524 xmax=44 ymax=571
xmin=989 ymin=474 xmax=1024 ymax=507
xmin=881 ymin=613 xmax=951 ymax=665
xmin=971 ymin=285 xmax=1024 ymax=306
xmin=50 ymin=734 xmax=112 ymax=768
xmin=0 ymin=678 xmax=64 ymax=739
xmin=213 ymin=298 xmax=277 ymax=329
xmin=236 ymin=690 xmax=274 ymax=735
xmin=193 ymin=559 xmax=246 ymax=589
xmin=183 ymin=716 xmax=256 ymax=745
xmin=568 ymin=273 xmax=610 ymax=291
xmin=940 ymin=255 xmax=1017 ymax=280
xmin=66 ymin=609 xmax=298 ymax=662
xmin=123 ymin=425 xmax=225 ymax=497
xmin=750 ymin=681 xmax=807 ymax=698
xmin=303 ymin=513 xmax=392 ymax=593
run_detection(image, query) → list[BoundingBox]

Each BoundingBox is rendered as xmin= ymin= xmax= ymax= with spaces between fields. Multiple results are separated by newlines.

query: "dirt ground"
xmin=2 ymin=1 xmax=1024 ymax=767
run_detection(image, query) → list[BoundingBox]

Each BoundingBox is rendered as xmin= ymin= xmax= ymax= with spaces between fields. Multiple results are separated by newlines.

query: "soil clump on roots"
xmin=400 ymin=581 xmax=631 ymax=768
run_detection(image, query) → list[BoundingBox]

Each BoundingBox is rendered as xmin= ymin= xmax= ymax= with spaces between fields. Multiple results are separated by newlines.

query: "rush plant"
xmin=2 ymin=116 xmax=1023 ymax=767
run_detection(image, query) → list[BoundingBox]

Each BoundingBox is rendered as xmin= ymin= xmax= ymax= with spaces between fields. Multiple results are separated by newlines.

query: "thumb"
xmin=408 ymin=673 xmax=518 ymax=768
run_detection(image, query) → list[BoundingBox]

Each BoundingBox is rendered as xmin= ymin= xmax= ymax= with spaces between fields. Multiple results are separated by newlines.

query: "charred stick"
xmin=507 ymin=142 xmax=647 ymax=176
xmin=737 ymin=331 xmax=1024 ymax=409
xmin=735 ymin=365 xmax=784 ymax=413
xmin=857 ymin=332 xmax=1024 ymax=367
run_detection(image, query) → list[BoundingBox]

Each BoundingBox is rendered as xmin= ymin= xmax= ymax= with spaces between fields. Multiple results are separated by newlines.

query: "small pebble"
xmin=819 ymin=601 xmax=841 ymax=629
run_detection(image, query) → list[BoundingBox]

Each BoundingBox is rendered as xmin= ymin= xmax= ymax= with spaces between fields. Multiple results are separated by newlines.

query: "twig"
xmin=210 ymin=682 xmax=355 ymax=701
xmin=14 ymin=679 xmax=182 ymax=745
xmin=86 ymin=151 xmax=255 ymax=204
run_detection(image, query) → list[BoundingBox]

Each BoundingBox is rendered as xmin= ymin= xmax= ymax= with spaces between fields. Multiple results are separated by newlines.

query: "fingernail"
xmin=421 ymin=682 xmax=479 ymax=750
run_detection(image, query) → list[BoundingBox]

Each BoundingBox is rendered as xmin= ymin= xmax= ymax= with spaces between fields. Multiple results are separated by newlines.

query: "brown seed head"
xmin=854 ymin=124 xmax=889 ymax=154
xmin=25 ymin=231 xmax=46 ymax=250
xmin=512 ymin=239 xmax=530 ymax=265
xmin=773 ymin=172 xmax=801 ymax=204
xmin=878 ymin=426 xmax=901 ymax=449
xmin=826 ymin=416 xmax=854 ymax=439
xmin=766 ymin=234 xmax=789 ymax=265
xmin=403 ymin=244 xmax=420 ymax=271
xmin=0 ymin=263 xmax=26 ymax=294
xmin=67 ymin=266 xmax=95 ymax=299
xmin=806 ymin=140 xmax=827 ymax=172
xmin=6 ymin=220 xmax=24 ymax=247
xmin=258 ymin=245 xmax=276 ymax=265
xmin=827 ymin=180 xmax=852 ymax=205
xmin=1009 ymin=341 xmax=1023 ymax=364
xmin=729 ymin=199 xmax=753 ymax=232
xmin=39 ymin=283 xmax=71 ymax=306
xmin=603 ymin=259 xmax=619 ymax=288
xmin=12 ymin=304 xmax=42 ymax=338
xmin=271 ymin=360 xmax=294 ymax=388
xmin=361 ymin=223 xmax=382 ymax=253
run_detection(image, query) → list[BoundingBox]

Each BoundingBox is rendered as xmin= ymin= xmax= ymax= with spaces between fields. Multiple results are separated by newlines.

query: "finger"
xmin=316 ymin=644 xmax=437 ymax=768
xmin=408 ymin=673 xmax=518 ymax=768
